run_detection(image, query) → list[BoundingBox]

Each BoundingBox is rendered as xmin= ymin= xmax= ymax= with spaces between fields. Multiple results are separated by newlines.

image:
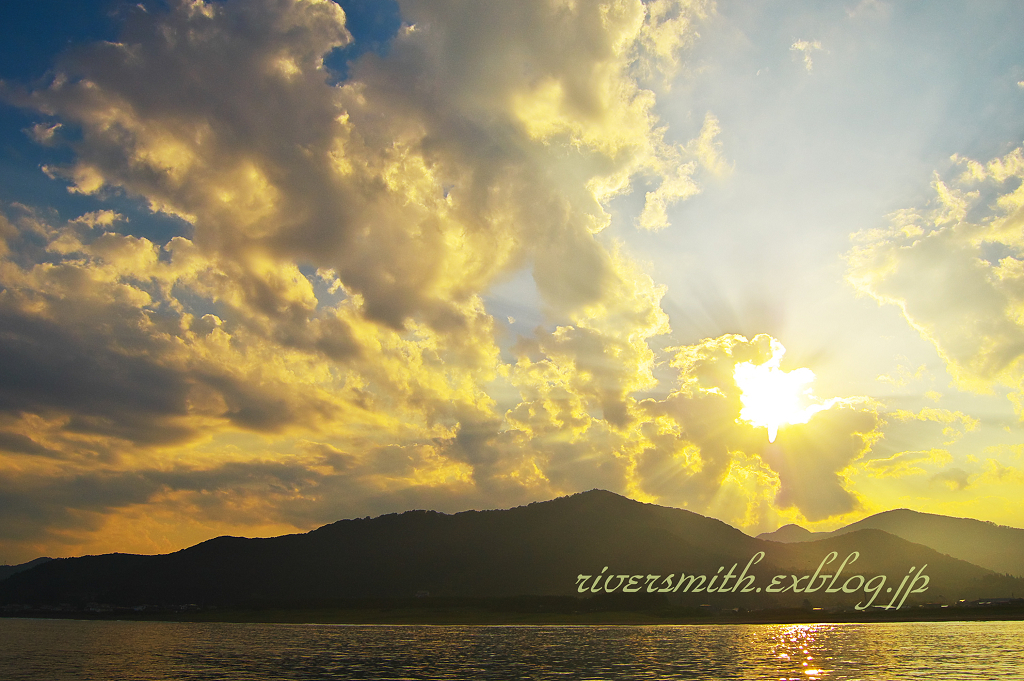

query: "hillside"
xmin=1 ymin=491 xmax=1018 ymax=611
xmin=0 ymin=557 xmax=52 ymax=582
xmin=758 ymin=509 xmax=1024 ymax=576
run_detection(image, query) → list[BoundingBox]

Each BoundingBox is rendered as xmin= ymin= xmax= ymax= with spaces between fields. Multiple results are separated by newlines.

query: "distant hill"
xmin=758 ymin=509 xmax=1024 ymax=577
xmin=1 ymin=491 xmax=1019 ymax=610
xmin=760 ymin=524 xmax=815 ymax=543
xmin=0 ymin=557 xmax=52 ymax=582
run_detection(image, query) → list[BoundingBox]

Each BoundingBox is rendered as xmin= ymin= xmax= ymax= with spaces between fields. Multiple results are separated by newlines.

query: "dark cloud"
xmin=0 ymin=471 xmax=160 ymax=543
xmin=0 ymin=303 xmax=197 ymax=445
xmin=932 ymin=467 xmax=971 ymax=491
xmin=0 ymin=430 xmax=62 ymax=458
xmin=766 ymin=406 xmax=877 ymax=521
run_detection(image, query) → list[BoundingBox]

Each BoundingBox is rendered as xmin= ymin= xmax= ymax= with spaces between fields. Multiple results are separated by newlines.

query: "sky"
xmin=1 ymin=0 xmax=1023 ymax=564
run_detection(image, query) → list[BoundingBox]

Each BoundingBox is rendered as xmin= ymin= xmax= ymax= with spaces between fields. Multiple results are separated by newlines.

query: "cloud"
xmin=636 ymin=334 xmax=879 ymax=522
xmin=0 ymin=0 xmax=746 ymax=560
xmin=886 ymin=408 xmax=979 ymax=444
xmin=846 ymin=0 xmax=890 ymax=20
xmin=0 ymin=0 xmax=894 ymax=561
xmin=0 ymin=430 xmax=63 ymax=459
xmin=876 ymin=360 xmax=927 ymax=388
xmin=931 ymin=467 xmax=971 ymax=491
xmin=790 ymin=39 xmax=823 ymax=72
xmin=861 ymin=448 xmax=952 ymax=478
xmin=2 ymin=0 xmax=719 ymax=326
xmin=847 ymin=147 xmax=1024 ymax=410
xmin=978 ymin=458 xmax=1024 ymax=484
xmin=0 ymin=204 xmax=360 ymax=447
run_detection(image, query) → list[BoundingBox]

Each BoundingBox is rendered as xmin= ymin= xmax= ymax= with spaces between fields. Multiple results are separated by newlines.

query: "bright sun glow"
xmin=733 ymin=340 xmax=827 ymax=443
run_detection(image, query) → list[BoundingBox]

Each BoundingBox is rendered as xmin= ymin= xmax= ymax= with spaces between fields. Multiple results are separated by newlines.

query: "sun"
xmin=733 ymin=339 xmax=827 ymax=443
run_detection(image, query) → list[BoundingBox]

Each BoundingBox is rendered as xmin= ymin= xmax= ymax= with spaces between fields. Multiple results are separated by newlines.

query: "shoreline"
xmin=4 ymin=604 xmax=1024 ymax=626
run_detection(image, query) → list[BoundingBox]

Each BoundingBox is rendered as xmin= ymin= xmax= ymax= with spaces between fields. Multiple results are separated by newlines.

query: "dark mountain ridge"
xmin=2 ymin=491 xmax=1019 ymax=610
xmin=0 ymin=557 xmax=52 ymax=582
xmin=758 ymin=508 xmax=1024 ymax=576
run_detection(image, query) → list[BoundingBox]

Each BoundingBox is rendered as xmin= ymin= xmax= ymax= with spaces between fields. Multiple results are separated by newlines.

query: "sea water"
xmin=1 ymin=619 xmax=1021 ymax=680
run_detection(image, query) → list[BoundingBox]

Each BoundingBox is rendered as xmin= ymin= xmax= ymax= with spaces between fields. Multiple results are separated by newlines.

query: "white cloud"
xmin=790 ymin=39 xmax=823 ymax=72
xmin=847 ymin=147 xmax=1024 ymax=405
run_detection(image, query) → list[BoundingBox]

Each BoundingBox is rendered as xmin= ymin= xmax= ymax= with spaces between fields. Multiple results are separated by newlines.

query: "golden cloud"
xmin=0 ymin=0 xmax=899 ymax=562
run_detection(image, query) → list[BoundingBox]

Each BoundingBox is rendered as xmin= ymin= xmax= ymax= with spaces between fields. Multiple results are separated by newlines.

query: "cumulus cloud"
xmin=3 ymin=0 xmax=716 ymax=325
xmin=636 ymin=334 xmax=878 ymax=522
xmin=847 ymin=147 xmax=1024 ymax=408
xmin=0 ymin=0 xmax=891 ymax=561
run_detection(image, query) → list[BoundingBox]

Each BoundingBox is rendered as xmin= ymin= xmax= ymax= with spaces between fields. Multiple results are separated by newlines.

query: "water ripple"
xmin=1 ymin=619 xmax=1022 ymax=680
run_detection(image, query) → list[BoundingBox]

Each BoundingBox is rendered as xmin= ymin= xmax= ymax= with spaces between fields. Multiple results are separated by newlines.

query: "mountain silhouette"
xmin=760 ymin=524 xmax=815 ymax=543
xmin=1 ymin=491 xmax=1019 ymax=610
xmin=0 ymin=557 xmax=52 ymax=582
xmin=758 ymin=509 xmax=1024 ymax=576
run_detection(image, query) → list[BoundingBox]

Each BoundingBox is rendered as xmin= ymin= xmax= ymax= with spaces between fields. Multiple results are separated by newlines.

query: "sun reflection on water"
xmin=3 ymin=619 xmax=1024 ymax=679
xmin=766 ymin=624 xmax=832 ymax=680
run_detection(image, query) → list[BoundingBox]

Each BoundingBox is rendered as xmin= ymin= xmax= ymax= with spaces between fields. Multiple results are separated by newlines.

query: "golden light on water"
xmin=769 ymin=624 xmax=831 ymax=681
xmin=733 ymin=340 xmax=827 ymax=443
